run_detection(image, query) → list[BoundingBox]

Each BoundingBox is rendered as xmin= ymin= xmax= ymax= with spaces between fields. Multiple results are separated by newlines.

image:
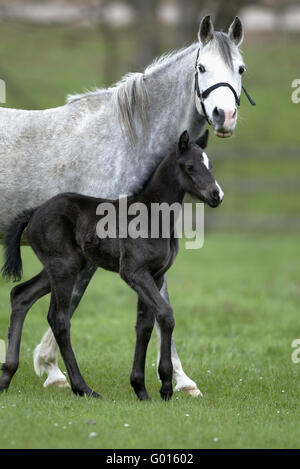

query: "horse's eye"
xmin=185 ymin=165 xmax=194 ymax=172
xmin=198 ymin=64 xmax=206 ymax=73
xmin=239 ymin=65 xmax=246 ymax=75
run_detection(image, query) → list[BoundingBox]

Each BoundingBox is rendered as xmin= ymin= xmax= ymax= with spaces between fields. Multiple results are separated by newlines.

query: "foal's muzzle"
xmin=202 ymin=184 xmax=223 ymax=208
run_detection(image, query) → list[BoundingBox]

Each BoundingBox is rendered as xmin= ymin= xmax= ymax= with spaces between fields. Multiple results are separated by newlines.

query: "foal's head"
xmin=176 ymin=130 xmax=224 ymax=207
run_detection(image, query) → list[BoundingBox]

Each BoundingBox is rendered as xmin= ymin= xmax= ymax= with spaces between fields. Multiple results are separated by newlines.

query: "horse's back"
xmin=0 ymin=98 xmax=114 ymax=238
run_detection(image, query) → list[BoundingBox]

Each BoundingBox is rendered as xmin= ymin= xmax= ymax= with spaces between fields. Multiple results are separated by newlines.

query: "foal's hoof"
xmin=73 ymin=387 xmax=102 ymax=399
xmin=138 ymin=391 xmax=151 ymax=401
xmin=160 ymin=387 xmax=173 ymax=401
xmin=87 ymin=390 xmax=102 ymax=399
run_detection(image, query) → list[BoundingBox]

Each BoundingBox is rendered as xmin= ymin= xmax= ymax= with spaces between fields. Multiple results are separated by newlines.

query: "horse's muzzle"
xmin=212 ymin=107 xmax=236 ymax=138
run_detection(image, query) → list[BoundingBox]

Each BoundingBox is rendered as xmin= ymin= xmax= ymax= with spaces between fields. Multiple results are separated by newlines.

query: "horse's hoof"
xmin=138 ymin=391 xmax=151 ymax=401
xmin=88 ymin=390 xmax=102 ymax=399
xmin=180 ymin=386 xmax=203 ymax=398
xmin=43 ymin=377 xmax=70 ymax=389
xmin=72 ymin=387 xmax=102 ymax=398
xmin=160 ymin=388 xmax=173 ymax=401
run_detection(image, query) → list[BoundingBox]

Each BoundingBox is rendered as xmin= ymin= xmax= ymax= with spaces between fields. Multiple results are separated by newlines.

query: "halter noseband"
xmin=194 ymin=48 xmax=256 ymax=125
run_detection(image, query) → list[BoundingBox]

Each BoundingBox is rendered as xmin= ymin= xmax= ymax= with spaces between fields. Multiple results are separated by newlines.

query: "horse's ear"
xmin=228 ymin=17 xmax=244 ymax=46
xmin=178 ymin=130 xmax=189 ymax=153
xmin=198 ymin=15 xmax=214 ymax=45
xmin=195 ymin=129 xmax=209 ymax=149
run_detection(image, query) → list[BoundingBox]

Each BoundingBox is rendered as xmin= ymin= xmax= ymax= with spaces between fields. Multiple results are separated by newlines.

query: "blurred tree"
xmin=173 ymin=0 xmax=201 ymax=47
xmin=85 ymin=0 xmax=121 ymax=86
xmin=128 ymin=0 xmax=161 ymax=70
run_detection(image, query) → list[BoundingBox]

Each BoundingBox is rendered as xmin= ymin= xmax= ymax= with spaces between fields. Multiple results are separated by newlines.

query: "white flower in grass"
xmin=89 ymin=432 xmax=97 ymax=438
xmin=124 ymin=423 xmax=130 ymax=427
xmin=213 ymin=437 xmax=219 ymax=442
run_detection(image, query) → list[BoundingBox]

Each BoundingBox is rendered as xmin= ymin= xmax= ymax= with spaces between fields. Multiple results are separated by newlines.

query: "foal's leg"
xmin=123 ymin=269 xmax=174 ymax=400
xmin=33 ymin=264 xmax=97 ymax=388
xmin=0 ymin=270 xmax=50 ymax=391
xmin=157 ymin=276 xmax=202 ymax=397
xmin=47 ymin=267 xmax=101 ymax=398
xmin=130 ymin=298 xmax=155 ymax=400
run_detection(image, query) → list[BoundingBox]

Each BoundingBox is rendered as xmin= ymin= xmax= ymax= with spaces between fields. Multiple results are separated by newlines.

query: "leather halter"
xmin=194 ymin=48 xmax=256 ymax=125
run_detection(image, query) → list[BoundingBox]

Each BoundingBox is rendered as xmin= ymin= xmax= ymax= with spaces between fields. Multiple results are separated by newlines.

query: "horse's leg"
xmin=45 ymin=257 xmax=101 ymax=398
xmin=0 ymin=270 xmax=50 ymax=391
xmin=33 ymin=264 xmax=97 ymax=388
xmin=130 ymin=297 xmax=155 ymax=400
xmin=47 ymin=290 xmax=100 ymax=398
xmin=122 ymin=269 xmax=174 ymax=400
xmin=157 ymin=276 xmax=202 ymax=397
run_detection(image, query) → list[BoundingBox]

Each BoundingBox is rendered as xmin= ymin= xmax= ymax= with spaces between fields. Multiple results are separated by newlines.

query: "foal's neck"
xmin=138 ymin=150 xmax=185 ymax=206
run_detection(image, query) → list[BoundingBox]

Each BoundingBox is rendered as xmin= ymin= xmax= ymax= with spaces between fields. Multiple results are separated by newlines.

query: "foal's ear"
xmin=195 ymin=129 xmax=209 ymax=149
xmin=198 ymin=15 xmax=214 ymax=45
xmin=228 ymin=17 xmax=244 ymax=46
xmin=178 ymin=130 xmax=189 ymax=153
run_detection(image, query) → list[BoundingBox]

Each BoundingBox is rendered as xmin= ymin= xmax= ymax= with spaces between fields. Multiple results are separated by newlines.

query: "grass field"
xmin=0 ymin=233 xmax=299 ymax=449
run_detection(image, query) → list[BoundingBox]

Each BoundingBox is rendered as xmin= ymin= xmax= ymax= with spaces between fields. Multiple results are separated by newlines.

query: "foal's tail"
xmin=1 ymin=208 xmax=36 ymax=282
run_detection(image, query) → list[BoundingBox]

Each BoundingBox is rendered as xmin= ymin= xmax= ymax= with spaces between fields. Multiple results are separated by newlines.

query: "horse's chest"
xmin=149 ymin=238 xmax=178 ymax=279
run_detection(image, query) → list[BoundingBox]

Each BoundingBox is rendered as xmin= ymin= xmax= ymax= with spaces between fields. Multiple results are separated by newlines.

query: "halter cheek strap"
xmin=194 ymin=48 xmax=256 ymax=125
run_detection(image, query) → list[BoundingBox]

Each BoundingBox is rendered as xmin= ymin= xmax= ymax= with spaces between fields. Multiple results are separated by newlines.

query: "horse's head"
xmin=176 ymin=129 xmax=223 ymax=207
xmin=195 ymin=16 xmax=246 ymax=138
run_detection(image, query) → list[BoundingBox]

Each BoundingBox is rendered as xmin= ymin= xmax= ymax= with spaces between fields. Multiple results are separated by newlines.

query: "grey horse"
xmin=0 ymin=16 xmax=245 ymax=396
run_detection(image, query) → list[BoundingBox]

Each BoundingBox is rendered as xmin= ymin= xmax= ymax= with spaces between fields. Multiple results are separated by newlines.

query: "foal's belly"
xmin=83 ymin=237 xmax=121 ymax=274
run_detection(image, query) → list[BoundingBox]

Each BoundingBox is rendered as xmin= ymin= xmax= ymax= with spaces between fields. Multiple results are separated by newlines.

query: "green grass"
xmin=0 ymin=233 xmax=299 ymax=449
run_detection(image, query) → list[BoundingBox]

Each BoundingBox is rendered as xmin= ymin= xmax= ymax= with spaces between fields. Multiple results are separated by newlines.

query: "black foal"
xmin=0 ymin=130 xmax=223 ymax=400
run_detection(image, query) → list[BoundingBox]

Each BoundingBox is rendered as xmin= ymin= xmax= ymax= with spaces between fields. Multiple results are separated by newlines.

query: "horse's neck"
xmin=138 ymin=149 xmax=185 ymax=207
xmin=143 ymin=45 xmax=205 ymax=153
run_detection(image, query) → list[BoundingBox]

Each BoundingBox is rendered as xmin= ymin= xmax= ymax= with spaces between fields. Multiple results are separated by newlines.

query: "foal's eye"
xmin=185 ymin=165 xmax=194 ymax=172
xmin=239 ymin=65 xmax=246 ymax=75
xmin=198 ymin=64 xmax=206 ymax=73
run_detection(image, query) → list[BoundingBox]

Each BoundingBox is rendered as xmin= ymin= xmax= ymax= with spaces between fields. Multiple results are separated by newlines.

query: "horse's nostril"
xmin=213 ymin=107 xmax=220 ymax=118
xmin=212 ymin=190 xmax=220 ymax=201
xmin=232 ymin=108 xmax=237 ymax=119
xmin=212 ymin=107 xmax=225 ymax=126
